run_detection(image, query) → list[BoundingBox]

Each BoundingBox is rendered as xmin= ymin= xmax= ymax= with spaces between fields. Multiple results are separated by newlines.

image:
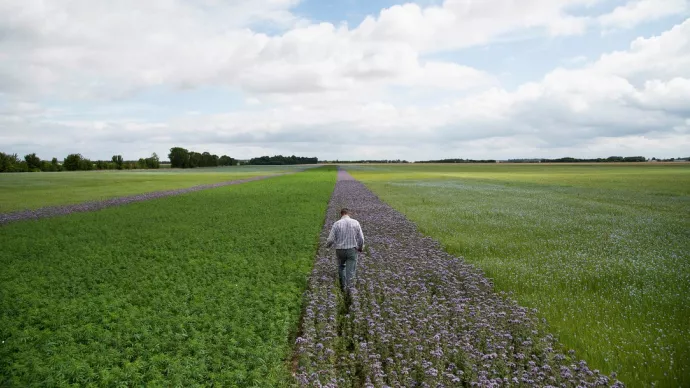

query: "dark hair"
xmin=340 ymin=208 xmax=350 ymax=216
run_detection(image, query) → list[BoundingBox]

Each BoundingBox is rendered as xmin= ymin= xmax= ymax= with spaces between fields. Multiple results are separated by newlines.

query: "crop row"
xmin=295 ymin=170 xmax=623 ymax=387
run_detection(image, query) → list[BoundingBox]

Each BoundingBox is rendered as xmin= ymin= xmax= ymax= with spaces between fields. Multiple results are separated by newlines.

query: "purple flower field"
xmin=294 ymin=169 xmax=624 ymax=387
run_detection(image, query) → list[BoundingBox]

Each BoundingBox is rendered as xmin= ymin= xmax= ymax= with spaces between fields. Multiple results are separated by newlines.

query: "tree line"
xmin=247 ymin=155 xmax=318 ymax=165
xmin=0 ymin=147 xmax=320 ymax=173
xmin=416 ymin=156 xmax=659 ymax=163
xmin=167 ymin=147 xmax=236 ymax=168
xmin=503 ymin=156 xmax=648 ymax=163
xmin=0 ymin=152 xmax=161 ymax=172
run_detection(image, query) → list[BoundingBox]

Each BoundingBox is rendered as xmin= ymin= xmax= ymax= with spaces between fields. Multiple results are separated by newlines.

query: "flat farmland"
xmin=0 ymin=167 xmax=335 ymax=386
xmin=347 ymin=163 xmax=690 ymax=387
xmin=0 ymin=165 xmax=302 ymax=213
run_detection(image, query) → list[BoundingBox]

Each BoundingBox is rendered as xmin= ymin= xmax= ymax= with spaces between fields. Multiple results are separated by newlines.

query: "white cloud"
xmin=353 ymin=0 xmax=594 ymax=52
xmin=598 ymin=0 xmax=690 ymax=30
xmin=0 ymin=1 xmax=689 ymax=161
xmin=2 ymin=0 xmax=685 ymax=100
xmin=594 ymin=21 xmax=690 ymax=81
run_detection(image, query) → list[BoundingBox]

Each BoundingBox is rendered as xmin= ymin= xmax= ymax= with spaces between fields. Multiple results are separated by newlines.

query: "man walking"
xmin=326 ymin=208 xmax=364 ymax=292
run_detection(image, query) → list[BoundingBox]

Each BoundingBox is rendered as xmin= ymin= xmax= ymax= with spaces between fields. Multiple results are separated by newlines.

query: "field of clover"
xmin=0 ymin=168 xmax=335 ymax=387
xmin=294 ymin=169 xmax=624 ymax=387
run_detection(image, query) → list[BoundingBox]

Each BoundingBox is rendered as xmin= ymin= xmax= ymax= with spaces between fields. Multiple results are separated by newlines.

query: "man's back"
xmin=327 ymin=215 xmax=364 ymax=250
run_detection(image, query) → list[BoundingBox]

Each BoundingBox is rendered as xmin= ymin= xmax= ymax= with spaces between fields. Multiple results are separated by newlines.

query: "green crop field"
xmin=0 ymin=165 xmax=303 ymax=213
xmin=348 ymin=163 xmax=690 ymax=387
xmin=0 ymin=167 xmax=336 ymax=386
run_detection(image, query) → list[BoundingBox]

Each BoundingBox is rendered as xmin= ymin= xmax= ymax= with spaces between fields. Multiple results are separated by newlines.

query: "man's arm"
xmin=326 ymin=223 xmax=337 ymax=248
xmin=356 ymin=223 xmax=364 ymax=252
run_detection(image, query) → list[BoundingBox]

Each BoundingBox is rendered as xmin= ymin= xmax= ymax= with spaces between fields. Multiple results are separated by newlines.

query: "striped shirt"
xmin=326 ymin=215 xmax=364 ymax=250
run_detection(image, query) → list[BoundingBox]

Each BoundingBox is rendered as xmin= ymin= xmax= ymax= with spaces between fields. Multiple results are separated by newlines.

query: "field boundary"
xmin=0 ymin=169 xmax=310 ymax=225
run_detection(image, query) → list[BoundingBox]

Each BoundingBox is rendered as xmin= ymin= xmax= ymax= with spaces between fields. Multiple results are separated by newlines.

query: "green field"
xmin=0 ymin=167 xmax=336 ymax=386
xmin=348 ymin=163 xmax=690 ymax=387
xmin=0 ymin=165 xmax=302 ymax=213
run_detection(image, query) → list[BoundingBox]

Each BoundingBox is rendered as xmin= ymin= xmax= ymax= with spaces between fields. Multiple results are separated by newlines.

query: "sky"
xmin=0 ymin=0 xmax=689 ymax=162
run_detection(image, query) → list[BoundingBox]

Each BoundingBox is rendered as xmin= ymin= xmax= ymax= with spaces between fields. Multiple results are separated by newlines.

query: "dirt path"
xmin=293 ymin=168 xmax=623 ymax=387
xmin=0 ymin=172 xmax=295 ymax=226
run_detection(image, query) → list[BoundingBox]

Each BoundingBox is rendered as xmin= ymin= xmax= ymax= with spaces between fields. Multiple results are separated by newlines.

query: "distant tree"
xmin=606 ymin=156 xmax=625 ymax=162
xmin=623 ymin=156 xmax=646 ymax=162
xmin=136 ymin=158 xmax=147 ymax=169
xmin=24 ymin=153 xmax=41 ymax=171
xmin=15 ymin=161 xmax=29 ymax=172
xmin=1 ymin=153 xmax=14 ymax=172
xmin=63 ymin=154 xmax=93 ymax=171
xmin=51 ymin=157 xmax=61 ymax=171
xmin=219 ymin=155 xmax=236 ymax=166
xmin=145 ymin=152 xmax=160 ymax=169
xmin=248 ymin=155 xmax=318 ymax=165
xmin=0 ymin=152 xmax=28 ymax=172
xmin=63 ymin=154 xmax=84 ymax=171
xmin=95 ymin=160 xmax=110 ymax=170
xmin=189 ymin=152 xmax=202 ymax=168
xmin=112 ymin=155 xmax=124 ymax=170
xmin=168 ymin=147 xmax=190 ymax=168
xmin=79 ymin=157 xmax=94 ymax=171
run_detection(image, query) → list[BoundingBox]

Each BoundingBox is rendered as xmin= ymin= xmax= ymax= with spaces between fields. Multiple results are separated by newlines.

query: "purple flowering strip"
xmin=294 ymin=169 xmax=624 ymax=387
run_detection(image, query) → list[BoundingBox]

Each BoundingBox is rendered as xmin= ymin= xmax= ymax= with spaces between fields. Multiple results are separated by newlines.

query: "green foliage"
xmin=145 ymin=153 xmax=160 ymax=169
xmin=169 ymin=147 xmax=227 ymax=169
xmin=24 ymin=153 xmax=41 ymax=171
xmin=219 ymin=155 xmax=236 ymax=166
xmin=62 ymin=153 xmax=80 ymax=171
xmin=0 ymin=152 xmax=28 ymax=172
xmin=95 ymin=160 xmax=110 ymax=170
xmin=0 ymin=167 xmax=336 ymax=386
xmin=350 ymin=163 xmax=690 ymax=387
xmin=111 ymin=155 xmax=124 ymax=170
xmin=168 ymin=147 xmax=190 ymax=168
xmin=40 ymin=160 xmax=57 ymax=172
xmin=201 ymin=152 xmax=217 ymax=167
xmin=63 ymin=154 xmax=94 ymax=171
xmin=249 ymin=155 xmax=318 ymax=165
xmin=189 ymin=151 xmax=202 ymax=168
xmin=51 ymin=158 xmax=62 ymax=172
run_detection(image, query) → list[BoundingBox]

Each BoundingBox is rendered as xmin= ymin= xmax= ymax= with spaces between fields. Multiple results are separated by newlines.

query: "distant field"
xmin=0 ymin=167 xmax=335 ymax=386
xmin=0 ymin=166 xmax=303 ymax=213
xmin=348 ymin=163 xmax=690 ymax=387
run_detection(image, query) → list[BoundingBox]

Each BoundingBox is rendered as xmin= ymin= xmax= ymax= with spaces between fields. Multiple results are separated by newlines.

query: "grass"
xmin=0 ymin=166 xmax=336 ymax=386
xmin=0 ymin=165 xmax=304 ymax=213
xmin=348 ymin=163 xmax=690 ymax=387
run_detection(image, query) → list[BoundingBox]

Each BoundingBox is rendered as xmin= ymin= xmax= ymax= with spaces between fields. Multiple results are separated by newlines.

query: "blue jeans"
xmin=336 ymin=248 xmax=358 ymax=291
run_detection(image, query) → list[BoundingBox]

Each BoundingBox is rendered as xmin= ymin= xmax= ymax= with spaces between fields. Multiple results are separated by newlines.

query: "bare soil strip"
xmin=293 ymin=169 xmax=623 ymax=386
xmin=0 ymin=172 xmax=293 ymax=225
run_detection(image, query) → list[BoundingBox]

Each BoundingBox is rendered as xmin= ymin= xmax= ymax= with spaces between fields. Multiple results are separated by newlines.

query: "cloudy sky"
xmin=1 ymin=0 xmax=689 ymax=161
